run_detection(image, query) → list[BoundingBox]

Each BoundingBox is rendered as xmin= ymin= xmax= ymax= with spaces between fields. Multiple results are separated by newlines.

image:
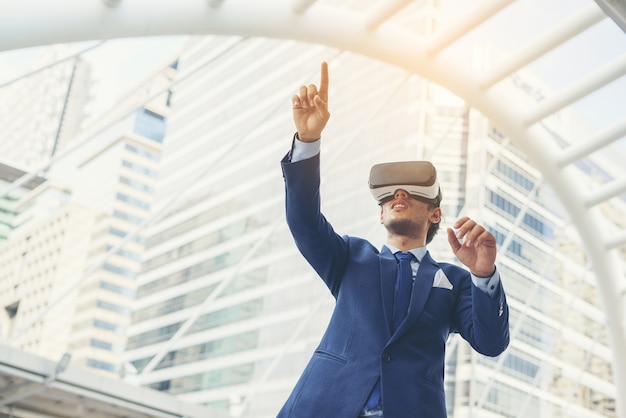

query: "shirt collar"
xmin=383 ymin=244 xmax=426 ymax=263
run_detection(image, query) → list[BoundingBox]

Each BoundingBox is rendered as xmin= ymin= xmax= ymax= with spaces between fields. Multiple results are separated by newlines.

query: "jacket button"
xmin=382 ymin=354 xmax=391 ymax=362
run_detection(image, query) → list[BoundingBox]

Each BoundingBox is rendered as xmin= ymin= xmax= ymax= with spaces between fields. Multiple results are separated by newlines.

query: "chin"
xmin=386 ymin=219 xmax=421 ymax=237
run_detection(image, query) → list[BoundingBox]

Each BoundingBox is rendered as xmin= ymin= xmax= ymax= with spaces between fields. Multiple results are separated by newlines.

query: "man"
xmin=278 ymin=62 xmax=509 ymax=418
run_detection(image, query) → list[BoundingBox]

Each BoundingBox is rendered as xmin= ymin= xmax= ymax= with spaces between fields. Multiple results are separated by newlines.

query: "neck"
xmin=387 ymin=234 xmax=426 ymax=252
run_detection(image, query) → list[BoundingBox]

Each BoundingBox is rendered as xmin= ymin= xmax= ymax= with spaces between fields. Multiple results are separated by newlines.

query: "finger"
xmin=455 ymin=218 xmax=475 ymax=240
xmin=307 ymin=84 xmax=318 ymax=103
xmin=447 ymin=228 xmax=461 ymax=253
xmin=292 ymin=95 xmax=302 ymax=109
xmin=453 ymin=216 xmax=470 ymax=229
xmin=319 ymin=61 xmax=329 ymax=101
xmin=465 ymin=224 xmax=485 ymax=244
xmin=474 ymin=230 xmax=496 ymax=247
xmin=454 ymin=218 xmax=478 ymax=247
xmin=299 ymin=86 xmax=309 ymax=107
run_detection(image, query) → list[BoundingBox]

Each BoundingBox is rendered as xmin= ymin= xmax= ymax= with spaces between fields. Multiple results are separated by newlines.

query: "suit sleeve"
xmin=448 ymin=265 xmax=510 ymax=357
xmin=281 ymin=151 xmax=349 ymax=297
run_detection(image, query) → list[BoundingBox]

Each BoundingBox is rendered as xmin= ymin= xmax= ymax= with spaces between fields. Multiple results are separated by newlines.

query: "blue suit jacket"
xmin=278 ymin=153 xmax=509 ymax=418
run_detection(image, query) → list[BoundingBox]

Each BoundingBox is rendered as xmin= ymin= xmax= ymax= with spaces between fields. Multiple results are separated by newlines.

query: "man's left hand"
xmin=447 ymin=217 xmax=496 ymax=278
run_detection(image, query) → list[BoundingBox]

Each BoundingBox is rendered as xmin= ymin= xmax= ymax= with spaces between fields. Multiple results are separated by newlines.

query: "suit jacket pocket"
xmin=314 ymin=349 xmax=348 ymax=364
xmin=415 ymin=288 xmax=455 ymax=330
xmin=432 ymin=269 xmax=453 ymax=290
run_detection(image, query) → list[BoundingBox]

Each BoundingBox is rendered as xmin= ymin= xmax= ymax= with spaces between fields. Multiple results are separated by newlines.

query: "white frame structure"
xmin=1 ymin=0 xmax=625 ymax=415
xmin=0 ymin=344 xmax=222 ymax=417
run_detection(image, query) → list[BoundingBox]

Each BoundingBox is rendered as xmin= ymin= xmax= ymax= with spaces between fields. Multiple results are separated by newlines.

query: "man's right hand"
xmin=292 ymin=61 xmax=330 ymax=142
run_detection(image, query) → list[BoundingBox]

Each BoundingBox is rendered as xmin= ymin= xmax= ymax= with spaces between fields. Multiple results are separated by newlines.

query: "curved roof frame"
xmin=1 ymin=0 xmax=625 ymax=414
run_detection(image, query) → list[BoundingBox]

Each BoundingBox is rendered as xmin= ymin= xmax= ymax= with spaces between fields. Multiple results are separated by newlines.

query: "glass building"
xmin=122 ymin=36 xmax=623 ymax=417
xmin=0 ymin=61 xmax=176 ymax=378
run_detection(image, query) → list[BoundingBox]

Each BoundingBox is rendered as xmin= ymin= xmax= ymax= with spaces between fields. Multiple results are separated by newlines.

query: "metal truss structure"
xmin=1 ymin=0 xmax=625 ymax=415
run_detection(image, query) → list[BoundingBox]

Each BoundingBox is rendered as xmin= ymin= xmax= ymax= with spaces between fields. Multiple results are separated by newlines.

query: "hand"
xmin=292 ymin=61 xmax=330 ymax=142
xmin=447 ymin=217 xmax=497 ymax=277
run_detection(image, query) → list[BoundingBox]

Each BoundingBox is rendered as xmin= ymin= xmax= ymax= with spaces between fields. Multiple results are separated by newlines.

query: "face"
xmin=379 ymin=189 xmax=441 ymax=239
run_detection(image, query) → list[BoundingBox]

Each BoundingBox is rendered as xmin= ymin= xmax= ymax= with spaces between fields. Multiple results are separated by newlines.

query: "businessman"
xmin=278 ymin=62 xmax=509 ymax=418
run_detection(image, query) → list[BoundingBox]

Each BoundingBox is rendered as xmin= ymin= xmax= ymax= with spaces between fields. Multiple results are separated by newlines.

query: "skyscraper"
xmin=123 ymin=36 xmax=623 ymax=417
xmin=0 ymin=58 xmax=176 ymax=379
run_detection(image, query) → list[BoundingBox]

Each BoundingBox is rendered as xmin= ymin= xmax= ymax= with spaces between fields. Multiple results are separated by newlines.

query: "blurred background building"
xmin=0 ymin=59 xmax=175 ymax=380
xmin=0 ymin=1 xmax=625 ymax=417
xmin=0 ymin=44 xmax=92 ymax=170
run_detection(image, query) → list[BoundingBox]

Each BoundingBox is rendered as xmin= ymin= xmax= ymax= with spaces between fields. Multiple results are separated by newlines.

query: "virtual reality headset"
xmin=369 ymin=161 xmax=442 ymax=206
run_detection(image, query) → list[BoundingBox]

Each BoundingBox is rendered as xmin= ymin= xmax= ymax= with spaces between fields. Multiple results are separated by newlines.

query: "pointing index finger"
xmin=319 ymin=61 xmax=329 ymax=101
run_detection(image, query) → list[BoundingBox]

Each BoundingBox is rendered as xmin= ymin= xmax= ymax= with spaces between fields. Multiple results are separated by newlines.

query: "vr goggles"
xmin=369 ymin=161 xmax=442 ymax=206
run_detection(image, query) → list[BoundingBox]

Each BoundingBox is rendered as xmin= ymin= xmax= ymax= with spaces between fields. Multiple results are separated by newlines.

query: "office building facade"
xmin=0 ymin=60 xmax=175 ymax=378
xmin=123 ymin=36 xmax=622 ymax=417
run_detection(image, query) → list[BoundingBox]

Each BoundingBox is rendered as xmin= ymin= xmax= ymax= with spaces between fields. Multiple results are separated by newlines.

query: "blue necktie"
xmin=392 ymin=252 xmax=415 ymax=331
xmin=364 ymin=252 xmax=415 ymax=411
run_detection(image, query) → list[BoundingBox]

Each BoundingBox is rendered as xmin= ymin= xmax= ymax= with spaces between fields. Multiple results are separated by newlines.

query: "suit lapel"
xmin=379 ymin=247 xmax=396 ymax=337
xmin=392 ymin=251 xmax=438 ymax=339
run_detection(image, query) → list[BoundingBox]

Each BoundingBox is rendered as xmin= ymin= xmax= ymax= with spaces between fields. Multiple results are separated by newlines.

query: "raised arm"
xmin=292 ymin=61 xmax=331 ymax=142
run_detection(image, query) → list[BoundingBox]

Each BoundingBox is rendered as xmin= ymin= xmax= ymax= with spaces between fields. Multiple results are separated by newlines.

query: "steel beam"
xmin=480 ymin=3 xmax=605 ymax=88
xmin=426 ymin=0 xmax=514 ymax=55
xmin=606 ymin=230 xmax=626 ymax=250
xmin=557 ymin=117 xmax=626 ymax=167
xmin=523 ymin=53 xmax=626 ymax=126
xmin=585 ymin=177 xmax=626 ymax=208
xmin=364 ymin=0 xmax=413 ymax=30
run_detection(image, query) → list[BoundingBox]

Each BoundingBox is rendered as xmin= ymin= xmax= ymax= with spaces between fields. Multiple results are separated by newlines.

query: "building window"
xmin=134 ymin=108 xmax=166 ymax=143
xmin=113 ymin=210 xmax=143 ymax=225
xmin=116 ymin=193 xmax=151 ymax=210
xmin=103 ymin=263 xmax=138 ymax=279
xmin=108 ymin=227 xmax=146 ymax=244
xmin=99 ymin=280 xmax=136 ymax=297
xmin=121 ymin=160 xmax=158 ymax=178
xmin=124 ymin=143 xmax=160 ymax=162
xmin=91 ymin=338 xmax=113 ymax=351
xmin=106 ymin=245 xmax=141 ymax=261
xmin=87 ymin=358 xmax=118 ymax=372
xmin=149 ymin=363 xmax=254 ymax=394
xmin=119 ymin=176 xmax=154 ymax=193
xmin=94 ymin=319 xmax=123 ymax=333
xmin=496 ymin=160 xmax=535 ymax=192
xmin=96 ymin=300 xmax=131 ymax=316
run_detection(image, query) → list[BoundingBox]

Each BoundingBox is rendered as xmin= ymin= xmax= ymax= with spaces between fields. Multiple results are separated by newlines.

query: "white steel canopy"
xmin=1 ymin=0 xmax=625 ymax=415
xmin=0 ymin=344 xmax=222 ymax=417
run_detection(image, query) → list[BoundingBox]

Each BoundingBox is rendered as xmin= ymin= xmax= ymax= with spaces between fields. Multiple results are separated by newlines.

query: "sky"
xmin=0 ymin=1 xmax=624 ymax=132
xmin=438 ymin=0 xmax=626 ymax=132
xmin=0 ymin=36 xmax=188 ymax=119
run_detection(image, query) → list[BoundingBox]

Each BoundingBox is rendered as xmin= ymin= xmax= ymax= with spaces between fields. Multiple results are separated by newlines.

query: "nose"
xmin=394 ymin=189 xmax=409 ymax=199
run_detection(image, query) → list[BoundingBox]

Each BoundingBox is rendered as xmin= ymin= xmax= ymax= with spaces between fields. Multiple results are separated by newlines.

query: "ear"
xmin=379 ymin=207 xmax=384 ymax=224
xmin=430 ymin=207 xmax=442 ymax=224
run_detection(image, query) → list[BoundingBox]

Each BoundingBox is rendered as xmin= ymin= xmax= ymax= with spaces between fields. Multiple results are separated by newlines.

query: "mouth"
xmin=391 ymin=200 xmax=408 ymax=209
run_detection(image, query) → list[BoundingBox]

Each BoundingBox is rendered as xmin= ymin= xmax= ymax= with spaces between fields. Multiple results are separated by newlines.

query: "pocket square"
xmin=433 ymin=269 xmax=453 ymax=290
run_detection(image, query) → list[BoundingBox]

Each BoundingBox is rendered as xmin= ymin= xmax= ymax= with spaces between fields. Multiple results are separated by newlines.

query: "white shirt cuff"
xmin=291 ymin=136 xmax=321 ymax=162
xmin=471 ymin=269 xmax=501 ymax=298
